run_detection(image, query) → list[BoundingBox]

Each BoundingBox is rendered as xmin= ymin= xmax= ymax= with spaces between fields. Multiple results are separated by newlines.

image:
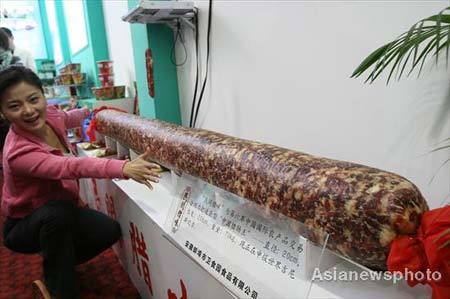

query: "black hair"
xmin=0 ymin=65 xmax=44 ymax=100
xmin=0 ymin=29 xmax=9 ymax=50
xmin=0 ymin=27 xmax=12 ymax=38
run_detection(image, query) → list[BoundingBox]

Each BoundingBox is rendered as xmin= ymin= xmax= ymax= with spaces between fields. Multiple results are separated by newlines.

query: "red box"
xmin=97 ymin=60 xmax=113 ymax=75
xmin=98 ymin=74 xmax=114 ymax=87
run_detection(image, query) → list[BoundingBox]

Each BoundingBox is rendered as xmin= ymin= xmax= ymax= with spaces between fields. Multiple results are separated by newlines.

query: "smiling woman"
xmin=0 ymin=66 xmax=162 ymax=299
xmin=0 ymin=80 xmax=73 ymax=154
xmin=0 ymin=73 xmax=47 ymax=135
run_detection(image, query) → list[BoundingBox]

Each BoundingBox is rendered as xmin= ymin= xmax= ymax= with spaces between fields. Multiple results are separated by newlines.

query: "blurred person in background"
xmin=0 ymin=29 xmax=21 ymax=72
xmin=0 ymin=28 xmax=21 ymax=157
xmin=1 ymin=27 xmax=35 ymax=72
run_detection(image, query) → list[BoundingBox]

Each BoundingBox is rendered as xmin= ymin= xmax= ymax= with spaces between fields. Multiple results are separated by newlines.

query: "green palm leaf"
xmin=351 ymin=7 xmax=450 ymax=84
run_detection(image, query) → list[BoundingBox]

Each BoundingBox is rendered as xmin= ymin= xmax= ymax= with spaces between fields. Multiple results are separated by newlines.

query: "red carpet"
xmin=0 ymin=213 xmax=141 ymax=299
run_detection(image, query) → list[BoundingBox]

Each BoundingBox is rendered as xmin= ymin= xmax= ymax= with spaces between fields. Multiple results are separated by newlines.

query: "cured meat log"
xmin=96 ymin=110 xmax=428 ymax=270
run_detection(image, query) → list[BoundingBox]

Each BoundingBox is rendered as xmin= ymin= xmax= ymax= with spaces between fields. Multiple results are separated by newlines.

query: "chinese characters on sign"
xmin=169 ymin=176 xmax=315 ymax=298
xmin=130 ymin=222 xmax=153 ymax=296
xmin=185 ymin=240 xmax=258 ymax=299
xmin=181 ymin=192 xmax=306 ymax=280
xmin=172 ymin=186 xmax=192 ymax=232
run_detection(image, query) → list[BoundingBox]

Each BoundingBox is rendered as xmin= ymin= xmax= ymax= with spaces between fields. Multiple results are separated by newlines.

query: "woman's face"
xmin=0 ymin=81 xmax=47 ymax=135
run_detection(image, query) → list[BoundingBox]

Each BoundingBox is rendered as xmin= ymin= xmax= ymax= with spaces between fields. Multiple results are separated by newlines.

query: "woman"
xmin=0 ymin=66 xmax=161 ymax=299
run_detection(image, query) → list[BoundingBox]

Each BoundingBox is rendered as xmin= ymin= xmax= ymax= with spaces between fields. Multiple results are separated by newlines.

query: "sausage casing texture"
xmin=96 ymin=110 xmax=429 ymax=270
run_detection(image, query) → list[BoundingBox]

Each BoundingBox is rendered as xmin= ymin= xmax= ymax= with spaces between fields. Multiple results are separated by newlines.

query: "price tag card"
xmin=165 ymin=174 xmax=337 ymax=299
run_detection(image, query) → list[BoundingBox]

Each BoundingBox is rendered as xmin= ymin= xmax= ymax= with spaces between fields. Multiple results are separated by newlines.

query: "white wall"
xmin=176 ymin=1 xmax=450 ymax=209
xmin=102 ymin=0 xmax=136 ymax=97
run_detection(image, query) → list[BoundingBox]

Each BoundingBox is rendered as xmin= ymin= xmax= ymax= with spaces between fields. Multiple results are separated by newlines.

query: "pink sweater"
xmin=1 ymin=106 xmax=126 ymax=218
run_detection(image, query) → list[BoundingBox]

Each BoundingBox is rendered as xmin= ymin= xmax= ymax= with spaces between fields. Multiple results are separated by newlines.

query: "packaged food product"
xmin=59 ymin=65 xmax=69 ymax=75
xmin=92 ymin=87 xmax=115 ymax=100
xmin=98 ymin=74 xmax=114 ymax=87
xmin=71 ymin=72 xmax=84 ymax=85
xmin=97 ymin=60 xmax=113 ymax=75
xmin=104 ymin=86 xmax=115 ymax=99
xmin=114 ymin=85 xmax=126 ymax=98
xmin=67 ymin=63 xmax=81 ymax=73
xmin=59 ymin=74 xmax=72 ymax=85
xmin=91 ymin=87 xmax=105 ymax=100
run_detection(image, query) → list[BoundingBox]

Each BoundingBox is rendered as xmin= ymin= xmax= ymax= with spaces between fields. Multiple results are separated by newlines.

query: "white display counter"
xmin=77 ymin=144 xmax=431 ymax=299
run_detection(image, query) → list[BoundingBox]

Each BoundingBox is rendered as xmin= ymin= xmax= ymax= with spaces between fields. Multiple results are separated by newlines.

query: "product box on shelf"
xmin=99 ymin=73 xmax=114 ymax=87
xmin=97 ymin=60 xmax=114 ymax=87
xmin=59 ymin=63 xmax=81 ymax=75
xmin=92 ymin=85 xmax=125 ymax=100
xmin=72 ymin=72 xmax=85 ymax=85
xmin=97 ymin=60 xmax=113 ymax=75
xmin=55 ymin=63 xmax=85 ymax=87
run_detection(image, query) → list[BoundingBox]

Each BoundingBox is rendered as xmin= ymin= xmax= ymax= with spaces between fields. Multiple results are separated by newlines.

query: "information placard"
xmin=165 ymin=174 xmax=337 ymax=299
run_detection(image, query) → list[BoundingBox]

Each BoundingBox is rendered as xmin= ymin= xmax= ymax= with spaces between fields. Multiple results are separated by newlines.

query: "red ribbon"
xmin=86 ymin=106 xmax=127 ymax=142
xmin=387 ymin=205 xmax=450 ymax=299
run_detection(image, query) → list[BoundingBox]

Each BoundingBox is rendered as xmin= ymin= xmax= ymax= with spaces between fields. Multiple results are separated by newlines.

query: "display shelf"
xmin=54 ymin=83 xmax=86 ymax=88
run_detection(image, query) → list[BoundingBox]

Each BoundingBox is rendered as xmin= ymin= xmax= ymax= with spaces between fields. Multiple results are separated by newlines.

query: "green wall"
xmin=128 ymin=8 xmax=156 ymax=118
xmin=128 ymin=0 xmax=181 ymax=124
xmin=148 ymin=25 xmax=182 ymax=124
xmin=83 ymin=0 xmax=110 ymax=86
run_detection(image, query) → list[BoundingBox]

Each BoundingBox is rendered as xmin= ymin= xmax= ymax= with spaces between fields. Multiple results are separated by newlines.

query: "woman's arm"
xmin=63 ymin=107 xmax=90 ymax=129
xmin=8 ymin=147 xmax=125 ymax=179
xmin=8 ymin=146 xmax=161 ymax=188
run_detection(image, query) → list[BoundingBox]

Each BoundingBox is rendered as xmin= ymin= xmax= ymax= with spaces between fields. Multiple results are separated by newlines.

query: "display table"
xmin=77 ymin=144 xmax=431 ymax=299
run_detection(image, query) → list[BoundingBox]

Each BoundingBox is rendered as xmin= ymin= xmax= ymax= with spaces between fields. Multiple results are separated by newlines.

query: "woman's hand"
xmin=122 ymin=147 xmax=161 ymax=190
